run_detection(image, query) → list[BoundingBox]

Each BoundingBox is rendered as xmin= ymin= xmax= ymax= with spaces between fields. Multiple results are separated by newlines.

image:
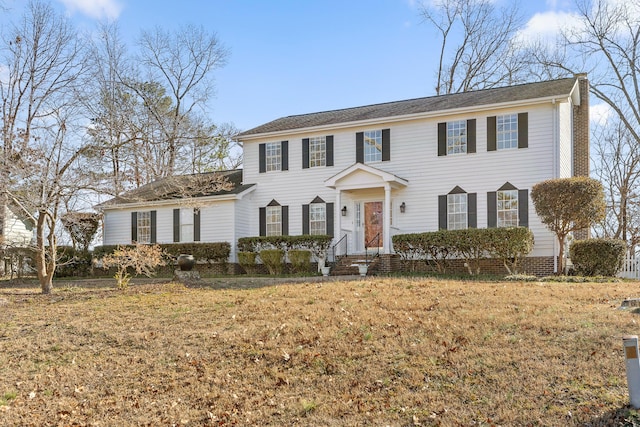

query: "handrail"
xmin=330 ymin=234 xmax=348 ymax=264
xmin=364 ymin=232 xmax=380 ymax=266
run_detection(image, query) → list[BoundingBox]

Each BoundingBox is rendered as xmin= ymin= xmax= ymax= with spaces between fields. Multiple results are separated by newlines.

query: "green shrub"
xmin=238 ymin=251 xmax=257 ymax=274
xmin=288 ymin=249 xmax=312 ymax=274
xmin=393 ymin=227 xmax=534 ymax=275
xmin=569 ymin=238 xmax=626 ymax=277
xmin=485 ymin=227 xmax=534 ymax=275
xmin=54 ymin=246 xmax=92 ymax=278
xmin=260 ymin=249 xmax=284 ymax=275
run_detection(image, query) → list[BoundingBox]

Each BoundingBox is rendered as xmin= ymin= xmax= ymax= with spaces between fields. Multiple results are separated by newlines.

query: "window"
xmin=309 ymin=203 xmax=326 ymax=235
xmin=364 ymin=130 xmax=382 ymax=163
xmin=309 ymin=137 xmax=326 ymax=167
xmin=497 ymin=190 xmax=519 ymax=227
xmin=447 ymin=120 xmax=467 ymax=155
xmin=265 ymin=142 xmax=281 ymax=172
xmin=266 ymin=206 xmax=282 ymax=236
xmin=497 ymin=114 xmax=518 ymax=150
xmin=487 ymin=113 xmax=527 ymax=151
xmin=137 ymin=211 xmax=151 ymax=244
xmin=447 ymin=193 xmax=467 ymax=230
xmin=181 ymin=208 xmax=194 ymax=242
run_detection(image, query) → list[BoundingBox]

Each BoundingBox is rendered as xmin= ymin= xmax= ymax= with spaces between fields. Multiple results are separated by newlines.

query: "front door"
xmin=364 ymin=201 xmax=383 ymax=249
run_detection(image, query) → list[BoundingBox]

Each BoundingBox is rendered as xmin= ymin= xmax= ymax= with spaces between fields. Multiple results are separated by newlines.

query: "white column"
xmin=335 ymin=189 xmax=342 ymax=244
xmin=383 ymin=184 xmax=391 ymax=254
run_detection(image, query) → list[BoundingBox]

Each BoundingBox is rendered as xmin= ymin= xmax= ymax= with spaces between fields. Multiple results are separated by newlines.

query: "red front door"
xmin=364 ymin=201 xmax=383 ymax=248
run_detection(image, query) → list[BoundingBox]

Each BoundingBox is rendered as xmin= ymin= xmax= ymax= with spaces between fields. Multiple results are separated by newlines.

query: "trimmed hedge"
xmin=288 ymin=249 xmax=312 ymax=273
xmin=569 ymin=238 xmax=626 ymax=277
xmin=237 ymin=235 xmax=332 ymax=253
xmin=260 ymin=249 xmax=284 ymax=275
xmin=93 ymin=242 xmax=230 ymax=264
xmin=392 ymin=227 xmax=534 ymax=275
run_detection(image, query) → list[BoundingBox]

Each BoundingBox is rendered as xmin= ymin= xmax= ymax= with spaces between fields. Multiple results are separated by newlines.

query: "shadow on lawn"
xmin=584 ymin=405 xmax=640 ymax=426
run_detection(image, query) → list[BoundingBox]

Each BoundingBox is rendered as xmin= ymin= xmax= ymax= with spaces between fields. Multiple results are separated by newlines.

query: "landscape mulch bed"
xmin=1 ymin=276 xmax=640 ymax=426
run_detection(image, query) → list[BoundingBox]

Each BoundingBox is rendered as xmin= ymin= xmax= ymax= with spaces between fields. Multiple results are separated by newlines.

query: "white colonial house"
xmin=98 ymin=75 xmax=590 ymax=275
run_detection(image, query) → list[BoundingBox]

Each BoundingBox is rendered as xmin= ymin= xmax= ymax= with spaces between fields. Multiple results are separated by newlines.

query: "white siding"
xmin=242 ymin=101 xmax=569 ymax=258
xmin=103 ymin=210 xmax=132 ymax=245
xmin=3 ymin=207 xmax=33 ymax=246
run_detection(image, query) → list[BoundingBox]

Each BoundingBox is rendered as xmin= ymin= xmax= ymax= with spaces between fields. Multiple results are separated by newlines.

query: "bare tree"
xmin=592 ymin=120 xmax=640 ymax=251
xmin=87 ymin=23 xmax=234 ymax=192
xmin=130 ymin=24 xmax=230 ymax=176
xmin=1 ymin=0 xmax=89 ymax=292
xmin=532 ymin=0 xmax=640 ymax=250
xmin=419 ymin=0 xmax=527 ymax=94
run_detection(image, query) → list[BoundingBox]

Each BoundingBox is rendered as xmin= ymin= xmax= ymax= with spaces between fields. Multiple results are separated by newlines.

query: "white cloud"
xmin=516 ymin=10 xmax=580 ymax=44
xmin=57 ymin=0 xmax=123 ymax=20
xmin=590 ymin=102 xmax=613 ymax=127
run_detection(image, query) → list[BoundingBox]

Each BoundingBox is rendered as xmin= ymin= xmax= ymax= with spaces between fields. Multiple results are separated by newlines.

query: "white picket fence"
xmin=620 ymin=255 xmax=640 ymax=279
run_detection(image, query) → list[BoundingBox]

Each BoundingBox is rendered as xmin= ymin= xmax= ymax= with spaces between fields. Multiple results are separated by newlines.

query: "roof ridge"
xmin=273 ymin=77 xmax=576 ymax=121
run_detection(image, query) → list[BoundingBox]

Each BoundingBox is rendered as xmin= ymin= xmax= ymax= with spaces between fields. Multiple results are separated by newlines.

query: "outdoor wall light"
xmin=341 ymin=206 xmax=347 ymax=216
xmin=400 ymin=202 xmax=406 ymax=213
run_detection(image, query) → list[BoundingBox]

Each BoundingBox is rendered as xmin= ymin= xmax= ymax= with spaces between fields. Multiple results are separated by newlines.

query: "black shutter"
xmin=382 ymin=128 xmax=390 ymax=161
xmin=356 ymin=132 xmax=364 ymax=163
xmin=282 ymin=206 xmax=289 ymax=236
xmin=259 ymin=207 xmax=266 ymax=236
xmin=173 ymin=209 xmax=180 ymax=242
xmin=438 ymin=195 xmax=447 ymax=229
xmin=194 ymin=208 xmax=201 ymax=241
xmin=487 ymin=116 xmax=497 ymax=151
xmin=302 ymin=138 xmax=310 ymax=169
xmin=281 ymin=141 xmax=288 ymax=171
xmin=302 ymin=204 xmax=310 ymax=235
xmin=326 ymin=135 xmax=334 ymax=166
xmin=518 ymin=189 xmax=529 ymax=227
xmin=467 ymin=119 xmax=476 ymax=154
xmin=438 ymin=122 xmax=447 ymax=156
xmin=150 ymin=210 xmax=157 ymax=243
xmin=326 ymin=202 xmax=334 ymax=237
xmin=468 ymin=193 xmax=477 ymax=228
xmin=131 ymin=212 xmax=138 ymax=243
xmin=518 ymin=112 xmax=528 ymax=149
xmin=259 ymin=143 xmax=266 ymax=173
xmin=487 ymin=192 xmax=497 ymax=228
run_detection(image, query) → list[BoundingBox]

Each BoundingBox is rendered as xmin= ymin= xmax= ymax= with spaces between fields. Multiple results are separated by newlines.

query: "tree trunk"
xmin=557 ymin=233 xmax=566 ymax=275
xmin=35 ymin=212 xmax=55 ymax=294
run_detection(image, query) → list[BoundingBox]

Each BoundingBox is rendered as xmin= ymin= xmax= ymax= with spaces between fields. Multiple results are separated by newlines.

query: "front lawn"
xmin=0 ymin=277 xmax=638 ymax=426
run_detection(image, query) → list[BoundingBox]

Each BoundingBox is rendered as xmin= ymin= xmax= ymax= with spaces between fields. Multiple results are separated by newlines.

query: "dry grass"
xmin=1 ymin=277 xmax=639 ymax=426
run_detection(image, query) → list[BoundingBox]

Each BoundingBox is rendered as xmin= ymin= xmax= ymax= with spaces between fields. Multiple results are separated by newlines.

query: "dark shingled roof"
xmin=97 ymin=169 xmax=253 ymax=207
xmin=238 ymin=77 xmax=577 ymax=137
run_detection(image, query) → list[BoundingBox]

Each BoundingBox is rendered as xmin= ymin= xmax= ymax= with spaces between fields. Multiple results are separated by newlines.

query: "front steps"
xmin=330 ymin=255 xmax=380 ymax=276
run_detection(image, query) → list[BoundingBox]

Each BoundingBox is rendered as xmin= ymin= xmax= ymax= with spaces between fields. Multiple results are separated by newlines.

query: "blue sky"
xmin=6 ymin=0 xmax=581 ymax=131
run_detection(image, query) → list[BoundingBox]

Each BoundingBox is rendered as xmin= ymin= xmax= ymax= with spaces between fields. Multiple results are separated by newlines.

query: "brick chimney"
xmin=573 ymin=73 xmax=590 ymax=177
xmin=572 ymin=73 xmax=591 ymax=242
